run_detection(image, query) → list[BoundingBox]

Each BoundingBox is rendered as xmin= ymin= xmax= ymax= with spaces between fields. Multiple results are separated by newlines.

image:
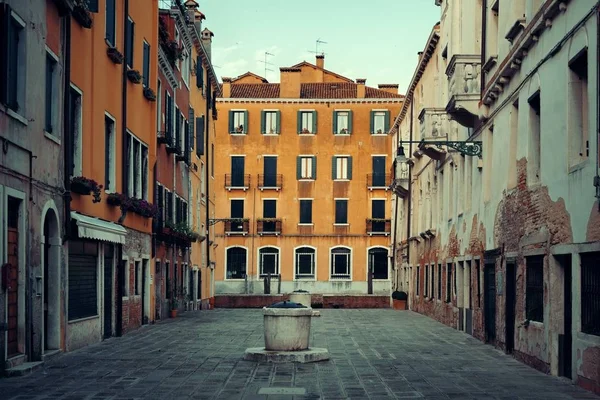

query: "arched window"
xmin=259 ymin=247 xmax=279 ymax=277
xmin=295 ymin=247 xmax=315 ymax=279
xmin=369 ymin=247 xmax=389 ymax=280
xmin=330 ymin=247 xmax=351 ymax=279
xmin=226 ymin=247 xmax=246 ymax=279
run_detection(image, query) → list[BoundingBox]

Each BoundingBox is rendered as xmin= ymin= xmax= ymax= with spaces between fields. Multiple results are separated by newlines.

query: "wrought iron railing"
xmin=366 ymin=219 xmax=391 ymax=235
xmin=258 ymin=174 xmax=283 ymax=190
xmin=225 ymin=174 xmax=251 ymax=189
xmin=257 ymin=219 xmax=282 ymax=235
xmin=366 ymin=173 xmax=391 ymax=188
xmin=224 ymin=219 xmax=249 ymax=235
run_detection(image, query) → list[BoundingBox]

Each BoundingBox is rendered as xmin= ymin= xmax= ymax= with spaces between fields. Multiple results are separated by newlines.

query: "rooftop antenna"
xmin=308 ymin=38 xmax=327 ymax=57
xmin=257 ymin=51 xmax=274 ymax=80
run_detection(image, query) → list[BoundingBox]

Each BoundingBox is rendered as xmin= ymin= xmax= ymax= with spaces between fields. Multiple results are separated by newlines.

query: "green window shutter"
xmin=297 ymin=111 xmax=302 ymax=133
xmin=296 ymin=157 xmax=301 ymax=179
xmin=332 ymin=156 xmax=337 ymax=180
xmin=260 ymin=111 xmax=266 ymax=134
xmin=312 ymin=156 xmax=317 ymax=179
xmin=384 ymin=110 xmax=390 ymax=133
xmin=332 ymin=111 xmax=337 ymax=134
xmin=243 ymin=110 xmax=249 ymax=133
xmin=275 ymin=110 xmax=281 ymax=134
xmin=228 ymin=110 xmax=234 ymax=133
xmin=370 ymin=111 xmax=375 ymax=134
xmin=348 ymin=156 xmax=353 ymax=180
xmin=348 ymin=110 xmax=353 ymax=134
xmin=312 ymin=111 xmax=317 ymax=134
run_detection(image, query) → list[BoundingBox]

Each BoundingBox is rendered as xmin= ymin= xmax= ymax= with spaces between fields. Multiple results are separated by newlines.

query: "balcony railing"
xmin=224 ymin=219 xmax=249 ymax=235
xmin=445 ymin=54 xmax=481 ymax=128
xmin=258 ymin=174 xmax=283 ymax=190
xmin=366 ymin=173 xmax=391 ymax=190
xmin=157 ymin=130 xmax=170 ymax=145
xmin=225 ymin=174 xmax=251 ymax=190
xmin=257 ymin=219 xmax=282 ymax=235
xmin=366 ymin=219 xmax=391 ymax=236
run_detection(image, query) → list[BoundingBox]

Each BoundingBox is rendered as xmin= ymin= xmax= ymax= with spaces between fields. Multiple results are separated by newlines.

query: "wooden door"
xmin=7 ymin=227 xmax=19 ymax=357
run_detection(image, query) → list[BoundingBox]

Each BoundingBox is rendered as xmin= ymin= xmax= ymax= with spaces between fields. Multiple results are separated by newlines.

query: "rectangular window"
xmin=230 ymin=156 xmax=245 ymax=187
xmin=142 ymin=41 xmax=150 ymax=87
xmin=568 ymin=49 xmax=589 ymax=168
xmin=69 ymin=86 xmax=83 ymax=177
xmin=262 ymin=111 xmax=279 ymax=134
xmin=580 ymin=252 xmax=600 ymax=336
xmin=134 ymin=260 xmax=141 ymax=295
xmin=425 ymin=265 xmax=429 ymax=297
xmin=126 ymin=132 xmax=148 ymax=199
xmin=104 ymin=115 xmax=116 ymax=191
xmin=437 ymin=264 xmax=442 ymax=300
xmin=299 ymin=199 xmax=312 ymax=224
xmin=331 ymin=248 xmax=351 ymax=279
xmin=230 ymin=110 xmax=246 ymax=134
xmin=333 ymin=156 xmax=351 ymax=180
xmin=3 ymin=8 xmax=25 ymax=112
xmin=528 ymin=91 xmax=541 ymax=184
xmin=45 ymin=52 xmax=57 ymax=134
xmin=181 ymin=49 xmax=189 ymax=86
xmin=526 ymin=255 xmax=544 ymax=322
xmin=372 ymin=111 xmax=389 ymax=134
xmin=126 ymin=17 xmax=134 ymax=68
xmin=372 ymin=156 xmax=387 ymax=187
xmin=333 ymin=111 xmax=351 ymax=134
xmin=297 ymin=156 xmax=316 ymax=180
xmin=446 ymin=263 xmax=452 ymax=303
xmin=416 ymin=266 xmax=420 ymax=296
xmin=299 ymin=111 xmax=315 ymax=133
xmin=295 ymin=248 xmax=315 ymax=279
xmin=156 ymin=80 xmax=162 ymax=130
xmin=335 ymin=199 xmax=348 ymax=224
xmin=105 ymin=0 xmax=116 ymax=46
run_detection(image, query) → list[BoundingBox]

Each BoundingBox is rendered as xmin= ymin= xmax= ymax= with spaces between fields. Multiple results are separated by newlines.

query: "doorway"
xmin=558 ymin=254 xmax=573 ymax=379
xmin=42 ymin=207 xmax=61 ymax=352
xmin=505 ymin=260 xmax=516 ymax=353
xmin=372 ymin=156 xmax=386 ymax=187
xmin=103 ymin=244 xmax=114 ymax=338
xmin=484 ymin=262 xmax=497 ymax=343
xmin=141 ymin=260 xmax=148 ymax=324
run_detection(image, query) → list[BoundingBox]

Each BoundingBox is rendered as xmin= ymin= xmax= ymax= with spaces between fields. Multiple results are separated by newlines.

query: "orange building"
xmin=214 ymin=56 xmax=403 ymax=296
xmin=66 ymin=0 xmax=158 ymax=349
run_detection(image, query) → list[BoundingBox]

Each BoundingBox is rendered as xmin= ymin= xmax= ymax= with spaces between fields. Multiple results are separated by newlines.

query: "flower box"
xmin=70 ymin=176 xmax=102 ymax=203
xmin=143 ymin=87 xmax=157 ymax=101
xmin=127 ymin=70 xmax=142 ymax=84
xmin=73 ymin=5 xmax=92 ymax=29
xmin=106 ymin=193 xmax=123 ymax=206
xmin=107 ymin=47 xmax=124 ymax=64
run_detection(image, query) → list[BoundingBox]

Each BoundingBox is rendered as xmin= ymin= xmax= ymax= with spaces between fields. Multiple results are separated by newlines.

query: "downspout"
xmin=205 ymin=74 xmax=211 ymax=303
xmin=63 ymin=14 xmax=72 ymax=241
xmin=481 ymin=0 xmax=487 ymax=102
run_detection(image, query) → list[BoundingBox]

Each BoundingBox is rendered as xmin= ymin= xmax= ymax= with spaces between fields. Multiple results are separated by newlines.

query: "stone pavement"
xmin=0 ymin=309 xmax=598 ymax=400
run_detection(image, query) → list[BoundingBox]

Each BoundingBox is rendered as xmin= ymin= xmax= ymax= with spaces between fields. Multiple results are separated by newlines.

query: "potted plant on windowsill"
xmin=391 ymin=291 xmax=408 ymax=310
xmin=143 ymin=87 xmax=157 ymax=101
xmin=127 ymin=69 xmax=143 ymax=84
xmin=170 ymin=293 xmax=179 ymax=318
xmin=300 ymin=128 xmax=311 ymax=134
xmin=234 ymin=125 xmax=244 ymax=134
xmin=73 ymin=0 xmax=92 ymax=29
xmin=338 ymin=128 xmax=349 ymax=135
xmin=70 ymin=177 xmax=103 ymax=203
xmin=106 ymin=47 xmax=124 ymax=64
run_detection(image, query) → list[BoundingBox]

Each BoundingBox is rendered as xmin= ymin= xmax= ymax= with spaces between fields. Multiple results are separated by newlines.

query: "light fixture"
xmin=398 ymin=137 xmax=483 ymax=158
xmin=396 ymin=145 xmax=408 ymax=164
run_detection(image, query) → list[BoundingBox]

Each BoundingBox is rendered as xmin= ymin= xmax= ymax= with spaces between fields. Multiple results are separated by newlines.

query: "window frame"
xmin=142 ymin=40 xmax=150 ymax=88
xmin=126 ymin=131 xmax=149 ymax=200
xmin=368 ymin=246 xmax=389 ymax=281
xmin=298 ymin=198 xmax=313 ymax=225
xmin=45 ymin=48 xmax=59 ymax=135
xmin=333 ymin=155 xmax=351 ymax=181
xmin=334 ymin=198 xmax=349 ymax=225
xmin=299 ymin=110 xmax=315 ymax=134
xmin=525 ymin=255 xmax=544 ymax=323
xmin=225 ymin=246 xmax=247 ymax=280
xmin=294 ymin=246 xmax=316 ymax=280
xmin=104 ymin=0 xmax=116 ymax=47
xmin=299 ymin=155 xmax=316 ymax=180
xmin=258 ymin=246 xmax=280 ymax=278
xmin=5 ymin=9 xmax=26 ymax=115
xmin=333 ymin=110 xmax=351 ymax=135
xmin=230 ymin=110 xmax=246 ymax=134
xmin=104 ymin=112 xmax=117 ymax=192
xmin=126 ymin=17 xmax=135 ymax=68
xmin=329 ymin=246 xmax=352 ymax=280
xmin=372 ymin=110 xmax=387 ymax=134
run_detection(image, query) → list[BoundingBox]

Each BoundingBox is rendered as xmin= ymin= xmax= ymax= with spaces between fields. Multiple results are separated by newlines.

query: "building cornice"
xmin=217 ymin=98 xmax=404 ymax=104
xmin=158 ymin=46 xmax=179 ymax=90
xmin=163 ymin=7 xmax=194 ymax=52
xmin=188 ymin=22 xmax=221 ymax=95
xmin=390 ymin=25 xmax=440 ymax=134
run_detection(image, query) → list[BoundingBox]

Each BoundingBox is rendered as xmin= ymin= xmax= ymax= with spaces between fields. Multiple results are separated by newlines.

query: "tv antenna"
xmin=258 ymin=51 xmax=275 ymax=79
xmin=308 ymin=38 xmax=327 ymax=56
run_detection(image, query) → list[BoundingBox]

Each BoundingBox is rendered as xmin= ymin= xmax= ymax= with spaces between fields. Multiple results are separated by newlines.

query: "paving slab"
xmin=0 ymin=309 xmax=597 ymax=399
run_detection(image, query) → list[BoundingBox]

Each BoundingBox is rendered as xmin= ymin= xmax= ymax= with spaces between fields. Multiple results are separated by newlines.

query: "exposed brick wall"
xmin=322 ymin=295 xmax=390 ymax=309
xmin=214 ymin=294 xmax=390 ymax=309
xmin=215 ymin=295 xmax=288 ymax=308
xmin=586 ymin=201 xmax=600 ymax=241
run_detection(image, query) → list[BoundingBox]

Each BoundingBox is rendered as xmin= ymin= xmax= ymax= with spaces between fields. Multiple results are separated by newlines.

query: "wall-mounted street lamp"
xmin=395 ymin=136 xmax=483 ymax=161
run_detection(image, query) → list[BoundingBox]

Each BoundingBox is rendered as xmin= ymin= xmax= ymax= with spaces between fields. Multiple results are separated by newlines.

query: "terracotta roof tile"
xmin=230 ymin=83 xmax=280 ymax=98
xmin=365 ymin=86 xmax=404 ymax=98
xmin=300 ymin=83 xmax=357 ymax=98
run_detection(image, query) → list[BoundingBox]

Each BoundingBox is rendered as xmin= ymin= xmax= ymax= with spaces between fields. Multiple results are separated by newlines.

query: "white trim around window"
xmin=329 ymin=245 xmax=352 ymax=281
xmin=293 ymin=245 xmax=317 ymax=281
xmin=224 ymin=245 xmax=248 ymax=281
xmin=366 ymin=246 xmax=391 ymax=281
xmin=104 ymin=112 xmax=117 ymax=193
xmin=256 ymin=245 xmax=281 ymax=279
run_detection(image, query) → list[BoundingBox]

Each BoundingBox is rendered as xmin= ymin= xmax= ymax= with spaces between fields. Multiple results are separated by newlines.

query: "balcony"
xmin=418 ymin=108 xmax=450 ymax=138
xmin=445 ymin=54 xmax=481 ymax=128
xmin=157 ymin=130 xmax=170 ymax=145
xmin=257 ymin=219 xmax=282 ymax=236
xmin=224 ymin=219 xmax=249 ymax=236
xmin=366 ymin=219 xmax=391 ymax=236
xmin=225 ymin=174 xmax=251 ymax=191
xmin=258 ymin=174 xmax=283 ymax=191
xmin=367 ymin=173 xmax=391 ymax=190
xmin=392 ymin=160 xmax=409 ymax=198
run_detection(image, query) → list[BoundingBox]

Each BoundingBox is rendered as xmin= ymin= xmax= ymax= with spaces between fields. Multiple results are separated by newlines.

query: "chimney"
xmin=316 ymin=54 xmax=324 ymax=69
xmin=378 ymin=84 xmax=399 ymax=95
xmin=280 ymin=67 xmax=301 ymax=98
xmin=184 ymin=0 xmax=200 ymax=31
xmin=222 ymin=77 xmax=231 ymax=98
xmin=194 ymin=10 xmax=205 ymax=35
xmin=201 ymin=28 xmax=214 ymax=60
xmin=356 ymin=79 xmax=366 ymax=98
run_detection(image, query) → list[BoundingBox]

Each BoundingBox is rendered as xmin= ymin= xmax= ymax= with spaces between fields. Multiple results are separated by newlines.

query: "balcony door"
xmin=263 ymin=200 xmax=276 ymax=233
xmin=230 ymin=199 xmax=244 ymax=232
xmin=372 ymin=156 xmax=386 ymax=187
xmin=231 ymin=156 xmax=245 ymax=187
xmin=372 ymin=199 xmax=385 ymax=232
xmin=264 ymin=156 xmax=277 ymax=187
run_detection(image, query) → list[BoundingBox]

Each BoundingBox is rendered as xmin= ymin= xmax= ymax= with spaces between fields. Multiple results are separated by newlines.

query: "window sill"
xmin=229 ymin=132 xmax=247 ymax=136
xmin=298 ymin=223 xmax=314 ymax=226
xmin=298 ymin=133 xmax=315 ymax=136
xmin=371 ymin=133 xmax=388 ymax=136
xmin=298 ymin=179 xmax=315 ymax=182
xmin=44 ymin=131 xmax=61 ymax=145
xmin=334 ymin=133 xmax=351 ymax=136
xmin=4 ymin=107 xmax=28 ymax=126
xmin=224 ymin=278 xmax=246 ymax=281
xmin=68 ymin=315 xmax=99 ymax=324
xmin=262 ymin=133 xmax=280 ymax=136
xmin=294 ymin=277 xmax=316 ymax=281
xmin=334 ymin=223 xmax=349 ymax=226
xmin=334 ymin=179 xmax=350 ymax=182
xmin=330 ymin=278 xmax=352 ymax=281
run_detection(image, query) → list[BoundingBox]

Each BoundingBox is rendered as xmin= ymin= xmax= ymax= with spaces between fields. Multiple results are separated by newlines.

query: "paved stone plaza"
xmin=0 ymin=309 xmax=598 ymax=400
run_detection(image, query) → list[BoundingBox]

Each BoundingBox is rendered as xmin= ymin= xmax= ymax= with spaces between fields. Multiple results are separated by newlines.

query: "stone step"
xmin=5 ymin=361 xmax=45 ymax=377
xmin=42 ymin=349 xmax=61 ymax=362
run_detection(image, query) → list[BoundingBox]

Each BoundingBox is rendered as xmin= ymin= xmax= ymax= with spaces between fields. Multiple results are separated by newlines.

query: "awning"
xmin=71 ymin=211 xmax=127 ymax=244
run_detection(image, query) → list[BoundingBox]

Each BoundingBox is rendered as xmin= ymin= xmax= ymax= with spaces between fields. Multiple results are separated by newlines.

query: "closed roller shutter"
xmin=69 ymin=254 xmax=98 ymax=321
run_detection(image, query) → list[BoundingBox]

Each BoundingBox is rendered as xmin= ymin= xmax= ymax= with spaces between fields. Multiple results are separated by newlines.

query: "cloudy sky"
xmin=198 ymin=0 xmax=440 ymax=94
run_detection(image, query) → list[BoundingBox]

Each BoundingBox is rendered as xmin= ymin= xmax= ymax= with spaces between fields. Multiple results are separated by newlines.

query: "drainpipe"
xmin=481 ymin=0 xmax=487 ymax=101
xmin=205 ymin=75 xmax=211 ymax=302
xmin=63 ymin=15 xmax=72 ymax=241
